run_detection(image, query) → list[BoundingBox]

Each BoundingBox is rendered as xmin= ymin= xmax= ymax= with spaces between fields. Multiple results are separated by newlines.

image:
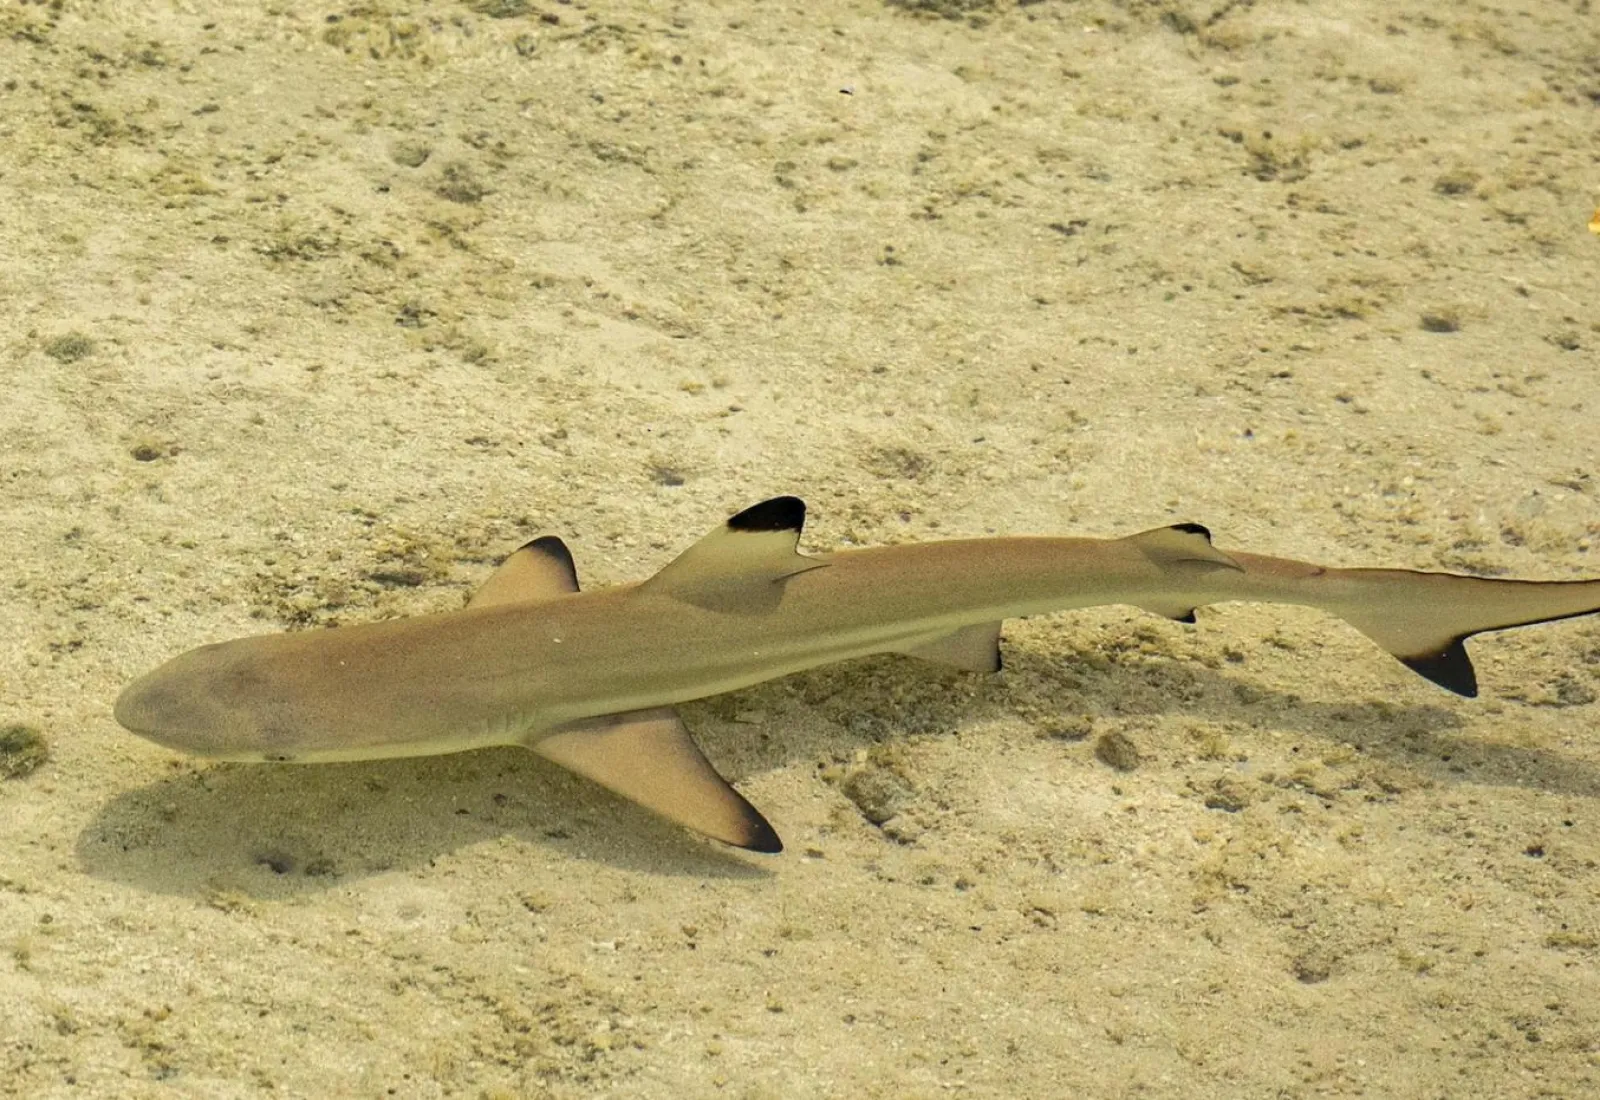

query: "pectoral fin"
xmin=529 ymin=708 xmax=781 ymax=852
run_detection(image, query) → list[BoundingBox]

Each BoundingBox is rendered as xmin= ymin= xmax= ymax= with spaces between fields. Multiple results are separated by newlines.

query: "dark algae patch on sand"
xmin=0 ymin=724 xmax=49 ymax=779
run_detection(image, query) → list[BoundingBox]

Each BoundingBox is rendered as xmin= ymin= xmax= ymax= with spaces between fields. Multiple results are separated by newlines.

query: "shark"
xmin=115 ymin=496 xmax=1600 ymax=852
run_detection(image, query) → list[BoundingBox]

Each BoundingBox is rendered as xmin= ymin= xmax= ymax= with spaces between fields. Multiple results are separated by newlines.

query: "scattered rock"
xmin=435 ymin=162 xmax=488 ymax=204
xmin=880 ymin=815 xmax=924 ymax=845
xmin=1504 ymin=673 xmax=1597 ymax=708
xmin=1432 ymin=168 xmax=1479 ymax=195
xmin=1094 ymin=731 xmax=1142 ymax=772
xmin=389 ymin=140 xmax=432 ymax=168
xmin=43 ymin=333 xmax=95 ymax=363
xmin=467 ymin=0 xmax=531 ymax=17
xmin=1204 ymin=778 xmax=1250 ymax=813
xmin=129 ymin=437 xmax=174 ymax=462
xmin=1291 ymin=951 xmax=1334 ymax=984
xmin=1037 ymin=714 xmax=1094 ymax=742
xmin=0 ymin=725 xmax=48 ymax=779
xmin=838 ymin=763 xmax=915 ymax=826
xmin=1419 ymin=309 xmax=1461 ymax=333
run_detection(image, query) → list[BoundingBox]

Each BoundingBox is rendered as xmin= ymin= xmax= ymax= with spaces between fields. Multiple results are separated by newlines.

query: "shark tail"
xmin=1218 ymin=551 xmax=1600 ymax=697
xmin=1323 ymin=568 xmax=1600 ymax=697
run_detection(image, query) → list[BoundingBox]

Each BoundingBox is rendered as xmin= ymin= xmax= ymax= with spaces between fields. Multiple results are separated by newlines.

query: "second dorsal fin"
xmin=640 ymin=496 xmax=828 ymax=613
xmin=1123 ymin=523 xmax=1243 ymax=572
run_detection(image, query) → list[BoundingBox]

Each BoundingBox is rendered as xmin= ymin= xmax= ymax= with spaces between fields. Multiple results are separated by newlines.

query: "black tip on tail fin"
xmin=1399 ymin=638 xmax=1479 ymax=698
xmin=728 ymin=496 xmax=806 ymax=533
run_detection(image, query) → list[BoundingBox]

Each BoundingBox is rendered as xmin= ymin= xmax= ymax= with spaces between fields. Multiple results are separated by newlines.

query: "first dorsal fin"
xmin=468 ymin=535 xmax=581 ymax=609
xmin=640 ymin=496 xmax=828 ymax=613
xmin=529 ymin=708 xmax=782 ymax=852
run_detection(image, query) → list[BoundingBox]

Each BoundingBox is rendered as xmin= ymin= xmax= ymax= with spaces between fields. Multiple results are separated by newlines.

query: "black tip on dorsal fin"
xmin=728 ymin=496 xmax=806 ymax=533
xmin=1171 ymin=522 xmax=1213 ymax=541
xmin=1399 ymin=638 xmax=1479 ymax=698
xmin=524 ymin=535 xmax=579 ymax=584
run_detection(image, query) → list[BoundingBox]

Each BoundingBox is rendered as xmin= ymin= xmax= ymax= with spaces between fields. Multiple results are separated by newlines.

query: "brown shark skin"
xmin=116 ymin=530 xmax=1600 ymax=762
xmin=113 ymin=500 xmax=1600 ymax=848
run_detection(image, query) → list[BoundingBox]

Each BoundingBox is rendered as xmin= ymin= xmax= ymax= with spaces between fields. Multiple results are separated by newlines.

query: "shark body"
xmin=115 ymin=497 xmax=1600 ymax=851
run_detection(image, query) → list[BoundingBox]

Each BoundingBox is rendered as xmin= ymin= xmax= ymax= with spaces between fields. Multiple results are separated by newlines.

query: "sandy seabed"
xmin=3 ymin=0 xmax=1599 ymax=1096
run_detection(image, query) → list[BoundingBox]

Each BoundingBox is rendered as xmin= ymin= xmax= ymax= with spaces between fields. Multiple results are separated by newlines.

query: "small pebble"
xmin=1094 ymin=731 xmax=1141 ymax=772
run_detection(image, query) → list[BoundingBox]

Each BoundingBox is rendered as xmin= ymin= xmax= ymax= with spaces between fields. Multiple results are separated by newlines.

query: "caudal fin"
xmin=1323 ymin=568 xmax=1600 ymax=697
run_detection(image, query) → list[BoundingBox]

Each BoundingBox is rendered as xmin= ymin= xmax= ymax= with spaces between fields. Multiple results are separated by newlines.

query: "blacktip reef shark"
xmin=116 ymin=496 xmax=1600 ymax=853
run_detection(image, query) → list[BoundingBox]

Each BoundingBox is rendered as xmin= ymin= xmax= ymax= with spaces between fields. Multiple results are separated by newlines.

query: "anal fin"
xmin=895 ymin=622 xmax=1004 ymax=672
xmin=529 ymin=708 xmax=781 ymax=852
xmin=1135 ymin=601 xmax=1199 ymax=624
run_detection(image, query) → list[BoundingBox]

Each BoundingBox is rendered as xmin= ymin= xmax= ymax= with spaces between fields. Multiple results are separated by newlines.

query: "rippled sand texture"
xmin=3 ymin=1 xmax=1599 ymax=1095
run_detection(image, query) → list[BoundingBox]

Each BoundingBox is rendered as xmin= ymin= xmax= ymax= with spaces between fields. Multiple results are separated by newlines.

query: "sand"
xmin=3 ymin=0 xmax=1599 ymax=1095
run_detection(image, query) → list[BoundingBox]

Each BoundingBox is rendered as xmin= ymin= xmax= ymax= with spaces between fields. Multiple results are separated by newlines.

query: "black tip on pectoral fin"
xmin=738 ymin=804 xmax=785 ymax=854
xmin=728 ymin=496 xmax=806 ymax=533
xmin=1170 ymin=522 xmax=1213 ymax=542
xmin=1399 ymin=638 xmax=1479 ymax=698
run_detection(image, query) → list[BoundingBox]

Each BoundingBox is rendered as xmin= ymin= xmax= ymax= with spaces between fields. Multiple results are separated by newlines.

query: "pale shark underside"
xmin=115 ymin=497 xmax=1600 ymax=852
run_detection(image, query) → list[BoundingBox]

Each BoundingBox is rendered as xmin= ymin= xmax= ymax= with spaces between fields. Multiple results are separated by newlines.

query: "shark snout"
xmin=112 ymin=672 xmax=168 ymax=738
xmin=113 ymin=643 xmax=260 ymax=756
xmin=114 ymin=666 xmax=218 ymax=752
